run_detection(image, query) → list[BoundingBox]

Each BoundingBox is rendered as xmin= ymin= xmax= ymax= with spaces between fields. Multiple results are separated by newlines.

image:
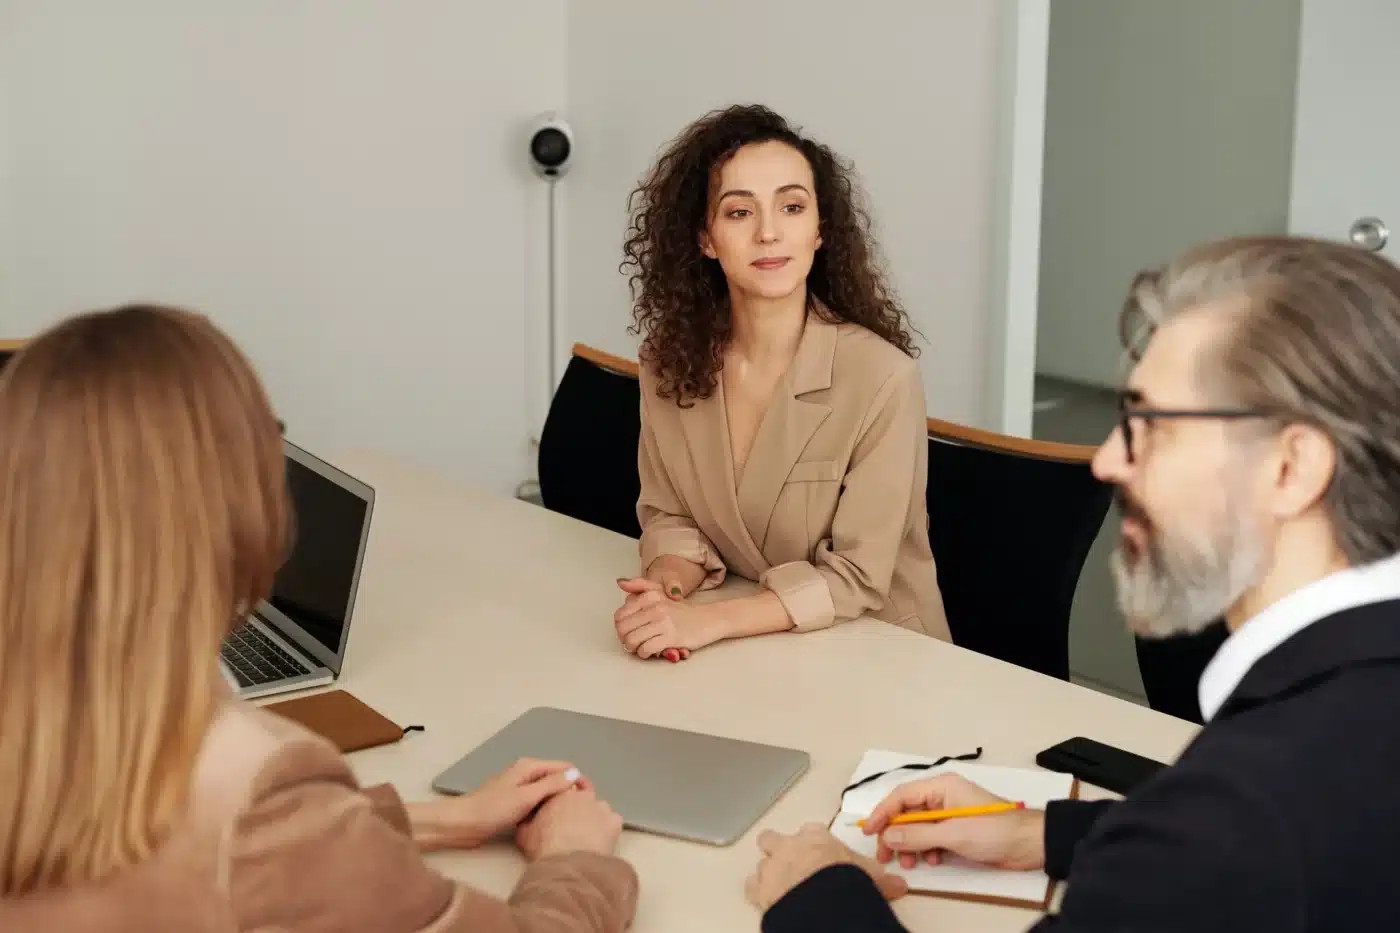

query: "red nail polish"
xmin=663 ymin=648 xmax=679 ymax=663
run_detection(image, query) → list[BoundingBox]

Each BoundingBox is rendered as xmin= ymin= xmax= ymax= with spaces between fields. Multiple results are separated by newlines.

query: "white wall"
xmin=1288 ymin=0 xmax=1400 ymax=253
xmin=2 ymin=1 xmax=1014 ymax=490
xmin=0 ymin=13 xmax=12 ymax=326
xmin=1035 ymin=0 xmax=1302 ymax=389
xmin=986 ymin=0 xmax=1049 ymax=437
xmin=0 ymin=1 xmax=566 ymax=494
xmin=565 ymin=0 xmax=1004 ymax=428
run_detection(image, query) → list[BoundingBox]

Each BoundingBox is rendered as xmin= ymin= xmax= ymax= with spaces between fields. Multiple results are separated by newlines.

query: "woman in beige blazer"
xmin=613 ymin=104 xmax=950 ymax=662
xmin=0 ymin=306 xmax=637 ymax=933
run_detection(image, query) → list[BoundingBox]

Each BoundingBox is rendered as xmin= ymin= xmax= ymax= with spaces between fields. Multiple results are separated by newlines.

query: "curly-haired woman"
xmin=612 ymin=104 xmax=949 ymax=662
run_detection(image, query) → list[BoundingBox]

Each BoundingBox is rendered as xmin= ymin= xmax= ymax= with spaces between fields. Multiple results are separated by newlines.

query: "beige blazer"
xmin=638 ymin=311 xmax=949 ymax=639
xmin=0 ymin=702 xmax=638 ymax=933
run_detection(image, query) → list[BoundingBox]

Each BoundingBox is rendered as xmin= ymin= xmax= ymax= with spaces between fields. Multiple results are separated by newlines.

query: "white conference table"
xmin=311 ymin=450 xmax=1198 ymax=932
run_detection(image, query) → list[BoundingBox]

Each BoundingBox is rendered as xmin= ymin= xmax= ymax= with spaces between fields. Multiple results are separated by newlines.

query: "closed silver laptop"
xmin=432 ymin=707 xmax=810 ymax=846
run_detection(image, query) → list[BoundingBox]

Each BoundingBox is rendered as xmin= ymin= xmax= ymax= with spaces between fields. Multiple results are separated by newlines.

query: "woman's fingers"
xmin=507 ymin=758 xmax=575 ymax=783
xmin=656 ymin=573 xmax=685 ymax=599
xmin=614 ymin=588 xmax=663 ymax=625
xmin=622 ymin=616 xmax=670 ymax=654
xmin=517 ymin=767 xmax=582 ymax=809
xmin=638 ymin=631 xmax=681 ymax=660
xmin=616 ymin=576 xmax=661 ymax=595
xmin=615 ymin=599 xmax=666 ymax=638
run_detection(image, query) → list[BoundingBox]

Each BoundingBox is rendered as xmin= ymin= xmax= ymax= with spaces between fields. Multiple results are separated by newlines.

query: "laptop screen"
xmin=261 ymin=443 xmax=374 ymax=670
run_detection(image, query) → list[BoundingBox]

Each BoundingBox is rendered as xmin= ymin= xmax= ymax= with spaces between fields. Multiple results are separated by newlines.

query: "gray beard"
xmin=1110 ymin=510 xmax=1268 ymax=639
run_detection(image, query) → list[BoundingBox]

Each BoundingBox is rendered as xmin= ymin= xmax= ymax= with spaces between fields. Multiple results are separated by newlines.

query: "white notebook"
xmin=829 ymin=749 xmax=1078 ymax=909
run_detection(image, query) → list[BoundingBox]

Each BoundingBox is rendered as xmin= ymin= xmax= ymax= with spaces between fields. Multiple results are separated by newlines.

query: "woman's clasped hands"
xmin=613 ymin=555 xmax=717 ymax=662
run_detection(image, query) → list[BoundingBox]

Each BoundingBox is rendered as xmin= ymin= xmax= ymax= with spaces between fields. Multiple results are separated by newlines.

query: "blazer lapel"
xmin=736 ymin=311 xmax=836 ymax=551
xmin=676 ymin=387 xmax=760 ymax=570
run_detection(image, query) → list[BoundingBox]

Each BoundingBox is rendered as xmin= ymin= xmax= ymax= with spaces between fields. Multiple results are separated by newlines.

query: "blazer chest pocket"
xmin=785 ymin=459 xmax=843 ymax=484
xmin=774 ymin=460 xmax=844 ymax=558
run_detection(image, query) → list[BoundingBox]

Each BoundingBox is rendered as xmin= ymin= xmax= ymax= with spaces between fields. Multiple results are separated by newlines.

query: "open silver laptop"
xmin=219 ymin=440 xmax=374 ymax=700
xmin=432 ymin=707 xmax=810 ymax=845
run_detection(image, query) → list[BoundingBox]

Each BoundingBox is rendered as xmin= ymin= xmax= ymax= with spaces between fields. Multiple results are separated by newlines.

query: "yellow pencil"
xmin=856 ymin=801 xmax=1024 ymax=828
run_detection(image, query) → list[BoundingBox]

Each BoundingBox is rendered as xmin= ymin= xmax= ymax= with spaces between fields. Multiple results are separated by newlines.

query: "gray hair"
xmin=1121 ymin=235 xmax=1400 ymax=565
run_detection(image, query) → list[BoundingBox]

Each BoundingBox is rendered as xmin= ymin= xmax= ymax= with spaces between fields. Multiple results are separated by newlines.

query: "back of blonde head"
xmin=0 ymin=305 xmax=288 ymax=895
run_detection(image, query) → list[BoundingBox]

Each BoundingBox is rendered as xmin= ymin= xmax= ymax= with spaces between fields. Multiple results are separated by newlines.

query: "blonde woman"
xmin=0 ymin=306 xmax=639 ymax=932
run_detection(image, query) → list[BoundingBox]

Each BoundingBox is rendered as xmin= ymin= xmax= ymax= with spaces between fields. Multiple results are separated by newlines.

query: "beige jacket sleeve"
xmin=636 ymin=376 xmax=726 ymax=588
xmin=229 ymin=738 xmax=639 ymax=933
xmin=759 ymin=363 xmax=927 ymax=631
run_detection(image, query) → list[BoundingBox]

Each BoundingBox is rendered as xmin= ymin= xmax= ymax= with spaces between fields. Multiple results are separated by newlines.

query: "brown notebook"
xmin=264 ymin=690 xmax=407 ymax=753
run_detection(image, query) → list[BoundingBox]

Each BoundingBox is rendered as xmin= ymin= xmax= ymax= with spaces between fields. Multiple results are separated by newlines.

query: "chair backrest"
xmin=0 ymin=339 xmax=22 ymax=372
xmin=537 ymin=344 xmax=643 ymax=539
xmin=1134 ymin=622 xmax=1228 ymax=723
xmin=925 ymin=417 xmax=1111 ymax=680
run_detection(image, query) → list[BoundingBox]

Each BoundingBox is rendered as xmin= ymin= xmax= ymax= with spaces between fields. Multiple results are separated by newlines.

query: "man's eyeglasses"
xmin=1116 ymin=390 xmax=1274 ymax=464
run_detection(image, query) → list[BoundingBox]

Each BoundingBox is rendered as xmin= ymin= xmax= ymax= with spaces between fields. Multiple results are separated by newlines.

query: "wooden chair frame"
xmin=572 ymin=343 xmax=639 ymax=379
xmin=926 ymin=417 xmax=1097 ymax=465
xmin=572 ymin=343 xmax=1099 ymax=464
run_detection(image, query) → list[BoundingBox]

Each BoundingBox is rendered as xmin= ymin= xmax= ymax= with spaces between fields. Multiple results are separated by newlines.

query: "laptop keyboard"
xmin=221 ymin=624 xmax=313 ymax=688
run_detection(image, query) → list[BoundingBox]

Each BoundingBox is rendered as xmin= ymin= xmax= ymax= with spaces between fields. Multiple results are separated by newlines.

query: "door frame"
xmin=987 ymin=0 xmax=1049 ymax=437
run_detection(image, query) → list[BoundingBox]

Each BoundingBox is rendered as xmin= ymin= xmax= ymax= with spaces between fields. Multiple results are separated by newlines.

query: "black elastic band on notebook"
xmin=840 ymin=747 xmax=984 ymax=798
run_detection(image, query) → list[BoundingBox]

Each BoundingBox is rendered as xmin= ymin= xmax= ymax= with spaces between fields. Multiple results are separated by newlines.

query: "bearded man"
xmin=748 ymin=235 xmax=1400 ymax=933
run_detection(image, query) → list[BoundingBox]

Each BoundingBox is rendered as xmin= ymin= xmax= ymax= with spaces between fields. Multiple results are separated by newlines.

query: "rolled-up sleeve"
xmin=636 ymin=374 xmax=726 ymax=588
xmin=759 ymin=363 xmax=926 ymax=632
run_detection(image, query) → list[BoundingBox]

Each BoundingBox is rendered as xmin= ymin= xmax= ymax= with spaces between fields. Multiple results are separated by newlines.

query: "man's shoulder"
xmin=1053 ymin=674 xmax=1400 ymax=930
xmin=1186 ymin=659 xmax=1400 ymax=789
xmin=1176 ymin=663 xmax=1400 ymax=858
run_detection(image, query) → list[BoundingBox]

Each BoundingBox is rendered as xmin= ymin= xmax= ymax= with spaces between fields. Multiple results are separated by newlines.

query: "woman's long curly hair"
xmin=622 ymin=104 xmax=919 ymax=403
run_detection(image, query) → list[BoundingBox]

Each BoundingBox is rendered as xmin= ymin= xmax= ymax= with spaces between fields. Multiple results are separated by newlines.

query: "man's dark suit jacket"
xmin=763 ymin=600 xmax=1400 ymax=933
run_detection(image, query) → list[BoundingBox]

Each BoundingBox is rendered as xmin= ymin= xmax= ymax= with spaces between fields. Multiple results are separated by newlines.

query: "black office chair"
xmin=926 ymin=418 xmax=1112 ymax=680
xmin=537 ymin=344 xmax=643 ymax=539
xmin=1134 ymin=622 xmax=1229 ymax=723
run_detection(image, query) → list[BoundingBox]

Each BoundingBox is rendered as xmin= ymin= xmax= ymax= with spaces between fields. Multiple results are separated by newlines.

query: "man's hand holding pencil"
xmin=861 ymin=773 xmax=1048 ymax=872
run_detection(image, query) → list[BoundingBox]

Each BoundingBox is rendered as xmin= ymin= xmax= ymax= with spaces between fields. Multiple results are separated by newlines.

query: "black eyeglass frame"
xmin=1116 ymin=390 xmax=1277 ymax=464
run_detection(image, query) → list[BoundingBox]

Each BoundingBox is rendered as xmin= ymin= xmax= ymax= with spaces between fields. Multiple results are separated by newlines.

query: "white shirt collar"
xmin=1198 ymin=551 xmax=1400 ymax=721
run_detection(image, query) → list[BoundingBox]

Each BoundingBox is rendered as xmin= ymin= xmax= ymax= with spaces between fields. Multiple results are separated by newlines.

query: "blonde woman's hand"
xmin=516 ymin=785 xmax=625 ymax=860
xmin=448 ymin=759 xmax=585 ymax=847
xmin=408 ymin=758 xmax=585 ymax=852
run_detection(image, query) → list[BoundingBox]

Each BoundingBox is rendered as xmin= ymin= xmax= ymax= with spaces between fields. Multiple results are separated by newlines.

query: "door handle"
xmin=1349 ymin=216 xmax=1390 ymax=252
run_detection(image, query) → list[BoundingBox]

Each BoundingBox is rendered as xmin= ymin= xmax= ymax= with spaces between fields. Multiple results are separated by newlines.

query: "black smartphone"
xmin=1035 ymin=736 xmax=1166 ymax=795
